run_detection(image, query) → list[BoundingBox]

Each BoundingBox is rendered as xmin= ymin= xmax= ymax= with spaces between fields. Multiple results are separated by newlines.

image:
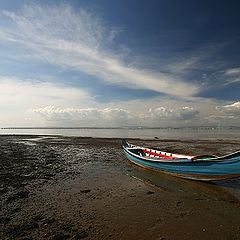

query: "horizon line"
xmin=1 ymin=126 xmax=240 ymax=130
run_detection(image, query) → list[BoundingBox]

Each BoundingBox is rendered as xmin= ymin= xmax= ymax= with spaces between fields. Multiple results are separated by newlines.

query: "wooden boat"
xmin=122 ymin=140 xmax=240 ymax=181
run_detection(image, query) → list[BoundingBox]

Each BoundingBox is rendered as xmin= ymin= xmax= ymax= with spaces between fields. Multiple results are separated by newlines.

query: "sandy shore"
xmin=1 ymin=135 xmax=240 ymax=240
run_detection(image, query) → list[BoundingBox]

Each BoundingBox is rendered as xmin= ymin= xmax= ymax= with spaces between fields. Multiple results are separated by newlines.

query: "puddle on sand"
xmin=24 ymin=136 xmax=59 ymax=141
xmin=16 ymin=141 xmax=37 ymax=146
xmin=15 ymin=136 xmax=63 ymax=146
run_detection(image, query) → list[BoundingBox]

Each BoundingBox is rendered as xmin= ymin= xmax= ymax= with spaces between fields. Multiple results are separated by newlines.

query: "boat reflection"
xmin=126 ymin=161 xmax=240 ymax=202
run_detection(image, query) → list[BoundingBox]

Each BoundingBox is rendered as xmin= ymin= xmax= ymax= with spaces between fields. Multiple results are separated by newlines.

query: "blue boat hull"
xmin=123 ymin=148 xmax=240 ymax=181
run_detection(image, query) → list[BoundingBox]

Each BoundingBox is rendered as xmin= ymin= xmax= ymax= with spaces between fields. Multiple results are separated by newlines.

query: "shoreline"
xmin=1 ymin=135 xmax=240 ymax=239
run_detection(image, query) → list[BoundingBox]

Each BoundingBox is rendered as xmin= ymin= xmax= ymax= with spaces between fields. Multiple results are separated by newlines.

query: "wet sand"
xmin=1 ymin=135 xmax=240 ymax=240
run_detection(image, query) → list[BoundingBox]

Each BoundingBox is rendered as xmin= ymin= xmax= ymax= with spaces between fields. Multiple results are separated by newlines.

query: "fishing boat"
xmin=122 ymin=140 xmax=240 ymax=181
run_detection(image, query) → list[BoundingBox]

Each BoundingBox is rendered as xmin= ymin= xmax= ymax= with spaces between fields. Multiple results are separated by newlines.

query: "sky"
xmin=0 ymin=0 xmax=239 ymax=127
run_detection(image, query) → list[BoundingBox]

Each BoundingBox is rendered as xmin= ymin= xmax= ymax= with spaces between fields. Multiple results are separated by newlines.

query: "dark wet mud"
xmin=1 ymin=136 xmax=240 ymax=240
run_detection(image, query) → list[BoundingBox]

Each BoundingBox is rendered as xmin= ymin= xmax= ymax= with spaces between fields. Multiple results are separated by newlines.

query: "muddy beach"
xmin=1 ymin=135 xmax=240 ymax=240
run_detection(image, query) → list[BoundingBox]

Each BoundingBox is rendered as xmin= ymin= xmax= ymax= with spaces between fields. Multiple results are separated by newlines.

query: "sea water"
xmin=1 ymin=128 xmax=240 ymax=140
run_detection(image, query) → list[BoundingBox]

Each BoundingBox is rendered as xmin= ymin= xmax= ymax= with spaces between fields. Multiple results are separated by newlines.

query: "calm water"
xmin=1 ymin=128 xmax=240 ymax=140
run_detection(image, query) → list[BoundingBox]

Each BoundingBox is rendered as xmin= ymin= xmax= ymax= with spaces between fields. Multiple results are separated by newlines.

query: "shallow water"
xmin=1 ymin=128 xmax=240 ymax=140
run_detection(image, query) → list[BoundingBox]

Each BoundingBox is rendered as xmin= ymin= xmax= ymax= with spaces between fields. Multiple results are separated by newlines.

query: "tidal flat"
xmin=1 ymin=135 xmax=240 ymax=240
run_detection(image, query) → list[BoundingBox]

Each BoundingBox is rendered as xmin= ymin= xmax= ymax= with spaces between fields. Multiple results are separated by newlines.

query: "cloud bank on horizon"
xmin=0 ymin=1 xmax=239 ymax=127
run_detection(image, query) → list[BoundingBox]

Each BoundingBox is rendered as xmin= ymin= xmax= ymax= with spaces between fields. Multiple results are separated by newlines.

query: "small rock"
xmin=146 ymin=191 xmax=154 ymax=195
xmin=81 ymin=189 xmax=91 ymax=194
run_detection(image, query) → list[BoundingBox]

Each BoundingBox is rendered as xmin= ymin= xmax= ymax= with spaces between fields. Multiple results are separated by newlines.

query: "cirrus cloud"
xmin=224 ymin=67 xmax=240 ymax=76
xmin=0 ymin=3 xmax=200 ymax=98
xmin=216 ymin=101 xmax=240 ymax=115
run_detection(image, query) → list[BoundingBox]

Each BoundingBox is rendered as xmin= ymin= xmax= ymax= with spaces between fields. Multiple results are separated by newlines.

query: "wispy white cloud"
xmin=0 ymin=3 xmax=200 ymax=98
xmin=222 ymin=77 xmax=240 ymax=86
xmin=216 ymin=101 xmax=240 ymax=115
xmin=166 ymin=44 xmax=226 ymax=76
xmin=204 ymin=101 xmax=240 ymax=125
xmin=224 ymin=67 xmax=240 ymax=76
xmin=219 ymin=67 xmax=240 ymax=86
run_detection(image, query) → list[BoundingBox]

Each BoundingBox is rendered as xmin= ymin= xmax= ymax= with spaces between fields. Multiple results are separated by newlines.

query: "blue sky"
xmin=0 ymin=0 xmax=239 ymax=127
